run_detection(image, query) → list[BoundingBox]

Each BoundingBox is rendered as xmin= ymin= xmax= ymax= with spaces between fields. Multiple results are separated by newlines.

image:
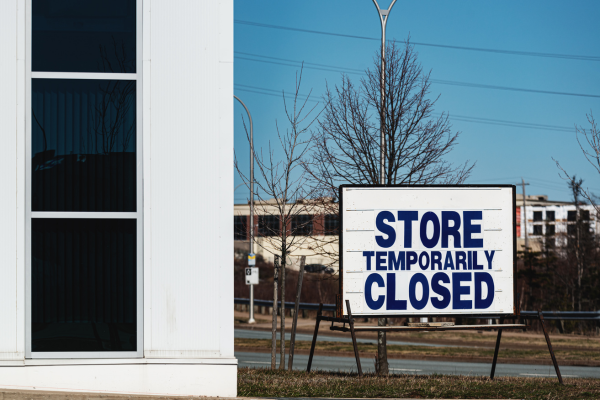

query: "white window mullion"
xmin=31 ymin=72 xmax=137 ymax=81
xmin=31 ymin=212 xmax=139 ymax=219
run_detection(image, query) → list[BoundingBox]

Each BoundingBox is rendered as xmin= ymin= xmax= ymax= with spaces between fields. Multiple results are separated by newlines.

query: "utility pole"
xmin=372 ymin=0 xmax=397 ymax=376
xmin=521 ymin=178 xmax=530 ymax=251
xmin=234 ymin=95 xmax=255 ymax=324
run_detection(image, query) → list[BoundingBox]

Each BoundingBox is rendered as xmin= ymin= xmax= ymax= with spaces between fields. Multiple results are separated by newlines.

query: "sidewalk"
xmin=0 ymin=391 xmax=511 ymax=400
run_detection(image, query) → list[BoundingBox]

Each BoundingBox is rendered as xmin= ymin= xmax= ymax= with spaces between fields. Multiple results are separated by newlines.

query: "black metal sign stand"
xmin=307 ymin=300 xmax=563 ymax=385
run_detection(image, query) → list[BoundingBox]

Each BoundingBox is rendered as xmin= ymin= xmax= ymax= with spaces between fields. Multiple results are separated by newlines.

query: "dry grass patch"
xmin=235 ymin=338 xmax=600 ymax=363
xmin=238 ymin=367 xmax=600 ymax=399
xmin=385 ymin=331 xmax=600 ymax=349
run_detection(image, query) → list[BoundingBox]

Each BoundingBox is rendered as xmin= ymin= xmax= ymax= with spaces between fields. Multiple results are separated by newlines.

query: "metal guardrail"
xmin=234 ymin=298 xmax=335 ymax=311
xmin=234 ymin=298 xmax=600 ymax=320
xmin=520 ymin=311 xmax=600 ymax=321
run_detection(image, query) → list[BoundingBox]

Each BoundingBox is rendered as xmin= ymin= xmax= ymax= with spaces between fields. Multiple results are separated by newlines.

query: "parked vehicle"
xmin=304 ymin=264 xmax=334 ymax=274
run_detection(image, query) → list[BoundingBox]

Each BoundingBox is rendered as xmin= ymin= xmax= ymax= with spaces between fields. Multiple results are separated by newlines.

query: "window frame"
xmin=25 ymin=0 xmax=143 ymax=359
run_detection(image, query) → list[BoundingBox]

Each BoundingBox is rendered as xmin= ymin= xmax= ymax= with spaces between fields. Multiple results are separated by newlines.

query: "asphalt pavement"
xmin=236 ymin=351 xmax=600 ymax=378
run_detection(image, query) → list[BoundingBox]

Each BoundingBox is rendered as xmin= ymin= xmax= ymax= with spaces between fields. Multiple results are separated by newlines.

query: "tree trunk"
xmin=279 ymin=250 xmax=286 ymax=369
xmin=377 ymin=318 xmax=388 ymax=375
xmin=271 ymin=255 xmax=279 ymax=369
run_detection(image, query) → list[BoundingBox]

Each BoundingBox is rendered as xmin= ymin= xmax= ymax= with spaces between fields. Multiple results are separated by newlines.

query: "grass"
xmin=383 ymin=330 xmax=600 ymax=349
xmin=235 ymin=338 xmax=600 ymax=363
xmin=238 ymin=367 xmax=600 ymax=399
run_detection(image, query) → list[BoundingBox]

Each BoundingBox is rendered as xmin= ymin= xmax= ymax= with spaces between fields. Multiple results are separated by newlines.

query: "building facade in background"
xmin=235 ymin=193 xmax=597 ymax=265
xmin=516 ymin=194 xmax=598 ymax=251
xmin=234 ymin=199 xmax=339 ymax=269
xmin=0 ymin=0 xmax=234 ymax=396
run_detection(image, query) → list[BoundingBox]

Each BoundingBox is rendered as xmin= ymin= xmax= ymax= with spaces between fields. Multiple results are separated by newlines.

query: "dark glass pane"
xmin=324 ymin=214 xmax=339 ymax=235
xmin=533 ymin=225 xmax=543 ymax=235
xmin=33 ymin=0 xmax=136 ymax=73
xmin=32 ymin=219 xmax=136 ymax=352
xmin=568 ymin=211 xmax=577 ymax=221
xmin=234 ymin=216 xmax=247 ymax=240
xmin=32 ymin=79 xmax=136 ymax=212
xmin=533 ymin=211 xmax=543 ymax=221
xmin=581 ymin=210 xmax=590 ymax=221
xmin=546 ymin=225 xmax=555 ymax=236
xmin=258 ymin=216 xmax=279 ymax=236
xmin=546 ymin=211 xmax=555 ymax=221
xmin=292 ymin=215 xmax=313 ymax=236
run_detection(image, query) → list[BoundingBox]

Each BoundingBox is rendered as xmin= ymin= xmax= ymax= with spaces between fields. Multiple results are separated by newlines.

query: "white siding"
xmin=0 ymin=0 xmax=21 ymax=360
xmin=146 ymin=0 xmax=234 ymax=358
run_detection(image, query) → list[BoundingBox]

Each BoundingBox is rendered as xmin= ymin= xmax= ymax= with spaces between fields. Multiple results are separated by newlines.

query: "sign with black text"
xmin=340 ymin=185 xmax=516 ymax=316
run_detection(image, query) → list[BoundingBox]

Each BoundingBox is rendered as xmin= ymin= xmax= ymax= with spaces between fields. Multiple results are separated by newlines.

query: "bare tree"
xmin=555 ymin=112 xmax=600 ymax=213
xmin=235 ymin=68 xmax=320 ymax=370
xmin=305 ymin=39 xmax=475 ymax=375
xmin=553 ymin=112 xmax=600 ymax=312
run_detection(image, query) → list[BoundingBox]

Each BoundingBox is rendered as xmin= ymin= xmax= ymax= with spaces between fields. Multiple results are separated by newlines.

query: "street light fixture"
xmin=234 ymin=95 xmax=256 ymax=324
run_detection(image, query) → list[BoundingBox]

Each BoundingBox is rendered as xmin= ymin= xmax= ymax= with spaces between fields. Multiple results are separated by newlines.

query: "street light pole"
xmin=372 ymin=0 xmax=397 ymax=375
xmin=234 ymin=95 xmax=255 ymax=324
xmin=372 ymin=0 xmax=397 ymax=185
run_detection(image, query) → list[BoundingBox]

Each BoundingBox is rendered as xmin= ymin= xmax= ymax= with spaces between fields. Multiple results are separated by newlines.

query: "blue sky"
xmin=234 ymin=0 xmax=600 ymax=203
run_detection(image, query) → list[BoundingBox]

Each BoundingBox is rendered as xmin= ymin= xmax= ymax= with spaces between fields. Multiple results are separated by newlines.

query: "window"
xmin=581 ymin=210 xmax=590 ymax=221
xmin=568 ymin=211 xmax=577 ymax=221
xmin=292 ymin=215 xmax=313 ymax=236
xmin=258 ymin=216 xmax=280 ymax=236
xmin=32 ymin=219 xmax=136 ymax=352
xmin=234 ymin=216 xmax=247 ymax=240
xmin=546 ymin=225 xmax=555 ymax=236
xmin=28 ymin=0 xmax=141 ymax=358
xmin=533 ymin=211 xmax=543 ymax=222
xmin=533 ymin=225 xmax=543 ymax=235
xmin=33 ymin=0 xmax=136 ymax=73
xmin=546 ymin=211 xmax=555 ymax=221
xmin=567 ymin=224 xmax=576 ymax=235
xmin=324 ymin=214 xmax=339 ymax=235
xmin=32 ymin=79 xmax=136 ymax=211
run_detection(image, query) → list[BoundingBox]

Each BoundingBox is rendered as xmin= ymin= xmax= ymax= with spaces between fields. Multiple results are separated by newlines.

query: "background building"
xmin=0 ymin=0 xmax=234 ymax=396
xmin=235 ymin=193 xmax=598 ymax=265
xmin=516 ymin=194 xmax=597 ymax=251
xmin=234 ymin=199 xmax=339 ymax=269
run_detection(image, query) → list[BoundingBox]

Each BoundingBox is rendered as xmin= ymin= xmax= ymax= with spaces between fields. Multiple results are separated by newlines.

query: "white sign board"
xmin=341 ymin=185 xmax=516 ymax=316
xmin=245 ymin=267 xmax=259 ymax=285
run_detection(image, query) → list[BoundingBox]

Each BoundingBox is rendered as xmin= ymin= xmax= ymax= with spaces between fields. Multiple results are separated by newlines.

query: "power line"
xmin=235 ymin=53 xmax=600 ymax=99
xmin=234 ymin=83 xmax=575 ymax=133
xmin=235 ymin=20 xmax=600 ymax=62
xmin=432 ymin=79 xmax=600 ymax=99
xmin=235 ymin=84 xmax=320 ymax=103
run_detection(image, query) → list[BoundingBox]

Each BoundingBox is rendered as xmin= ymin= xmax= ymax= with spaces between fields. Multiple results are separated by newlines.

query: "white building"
xmin=517 ymin=194 xmax=598 ymax=251
xmin=0 ymin=0 xmax=235 ymax=396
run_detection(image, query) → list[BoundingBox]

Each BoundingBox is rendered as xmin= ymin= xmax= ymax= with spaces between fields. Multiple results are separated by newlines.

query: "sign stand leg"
xmin=306 ymin=303 xmax=323 ymax=372
xmin=490 ymin=316 xmax=504 ymax=379
xmin=345 ymin=300 xmax=363 ymax=377
xmin=539 ymin=311 xmax=563 ymax=385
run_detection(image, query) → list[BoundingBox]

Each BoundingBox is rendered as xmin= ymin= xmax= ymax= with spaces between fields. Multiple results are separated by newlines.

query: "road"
xmin=235 ymin=327 xmax=461 ymax=347
xmin=236 ymin=351 xmax=600 ymax=378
